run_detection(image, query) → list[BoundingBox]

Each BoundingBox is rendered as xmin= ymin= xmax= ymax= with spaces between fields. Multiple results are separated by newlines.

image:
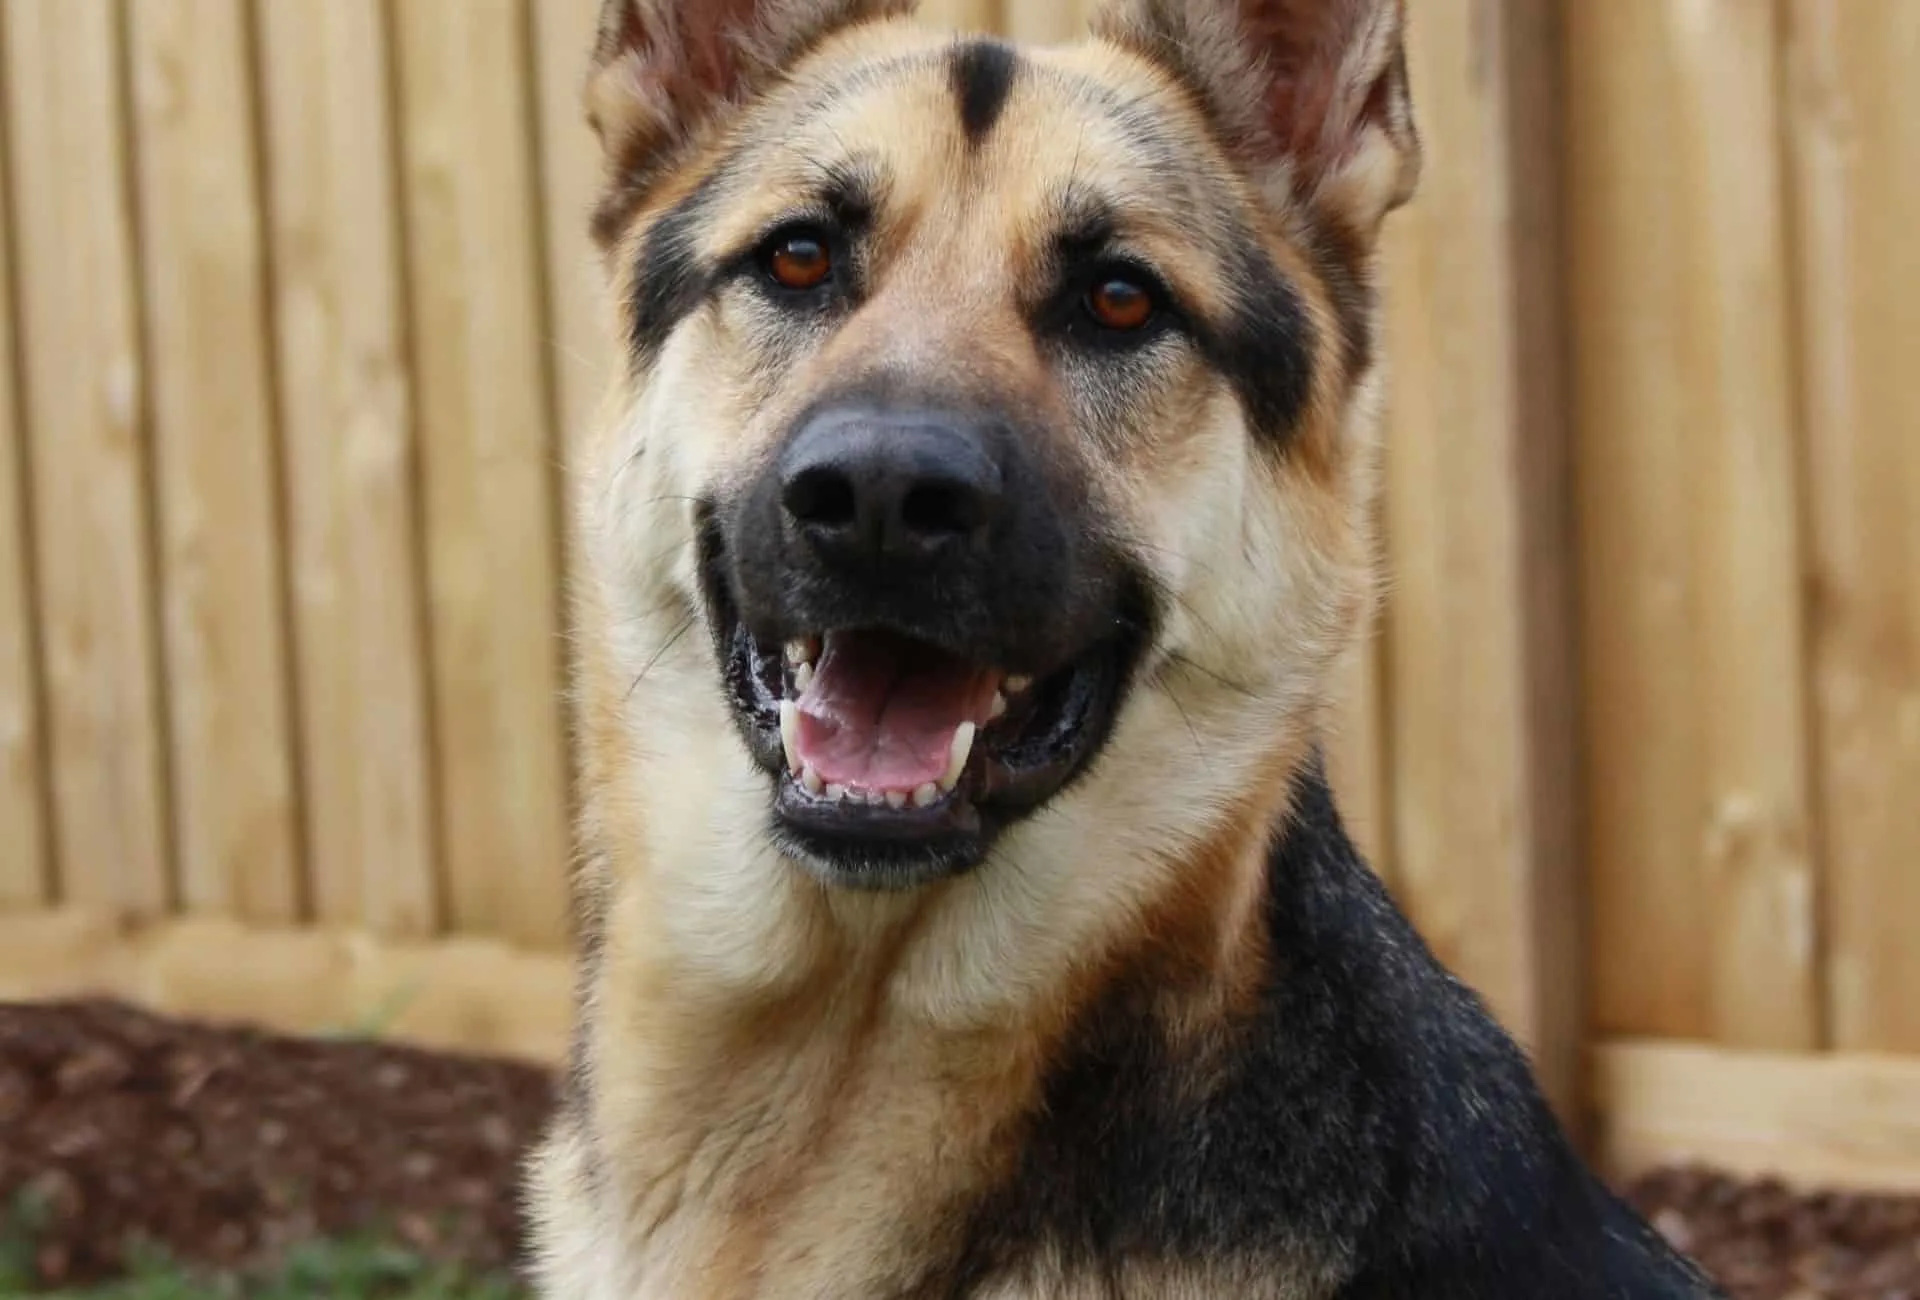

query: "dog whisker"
xmin=625 ymin=613 xmax=697 ymax=701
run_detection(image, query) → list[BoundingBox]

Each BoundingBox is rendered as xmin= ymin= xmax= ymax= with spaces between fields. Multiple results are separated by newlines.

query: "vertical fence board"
xmin=0 ymin=54 xmax=49 ymax=908
xmin=2 ymin=0 xmax=170 ymax=917
xmin=1003 ymin=0 xmax=1080 ymax=43
xmin=1379 ymin=0 xmax=1582 ymax=1119
xmin=919 ymin=0 xmax=999 ymax=31
xmin=394 ymin=0 xmax=569 ymax=948
xmin=1566 ymin=0 xmax=1820 ymax=1050
xmin=128 ymin=0 xmax=301 ymax=923
xmin=531 ymin=0 xmax=610 ymax=462
xmin=257 ymin=0 xmax=440 ymax=936
xmin=1784 ymin=0 xmax=1920 ymax=1053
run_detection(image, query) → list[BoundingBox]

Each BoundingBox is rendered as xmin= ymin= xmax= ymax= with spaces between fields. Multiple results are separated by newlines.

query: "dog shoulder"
xmin=1275 ymin=769 xmax=1728 ymax=1299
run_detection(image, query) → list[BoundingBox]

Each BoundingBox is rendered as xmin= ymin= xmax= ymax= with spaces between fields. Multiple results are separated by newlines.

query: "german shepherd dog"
xmin=530 ymin=0 xmax=1726 ymax=1295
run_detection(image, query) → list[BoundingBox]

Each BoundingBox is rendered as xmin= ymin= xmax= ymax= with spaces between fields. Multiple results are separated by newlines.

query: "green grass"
xmin=0 ymin=1202 xmax=527 ymax=1300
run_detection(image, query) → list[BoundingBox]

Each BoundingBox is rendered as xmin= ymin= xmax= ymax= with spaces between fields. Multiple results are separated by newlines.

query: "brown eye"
xmin=1086 ymin=276 xmax=1154 ymax=331
xmin=767 ymin=233 xmax=832 ymax=290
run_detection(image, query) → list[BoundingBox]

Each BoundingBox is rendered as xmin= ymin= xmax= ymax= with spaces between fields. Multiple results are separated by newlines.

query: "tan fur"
xmin=531 ymin=2 xmax=1417 ymax=1296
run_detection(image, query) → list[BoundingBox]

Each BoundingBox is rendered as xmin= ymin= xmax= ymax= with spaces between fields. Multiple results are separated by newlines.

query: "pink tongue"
xmin=795 ymin=631 xmax=1000 ymax=792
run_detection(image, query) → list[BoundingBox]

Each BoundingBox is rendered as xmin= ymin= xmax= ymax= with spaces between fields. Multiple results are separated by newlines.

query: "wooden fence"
xmin=0 ymin=0 xmax=1915 ymax=1192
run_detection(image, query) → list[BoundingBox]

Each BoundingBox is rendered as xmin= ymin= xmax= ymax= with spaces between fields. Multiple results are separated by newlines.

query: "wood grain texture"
xmin=128 ymin=0 xmax=301 ymax=924
xmin=530 ymin=0 xmax=611 ymax=464
xmin=0 ymin=909 xmax=570 ymax=1066
xmin=1002 ymin=0 xmax=1080 ymax=44
xmin=1595 ymin=1040 xmax=1920 ymax=1194
xmin=918 ymin=0 xmax=1000 ymax=31
xmin=256 ymin=0 xmax=440 ymax=936
xmin=394 ymin=0 xmax=570 ymax=947
xmin=0 ymin=71 xmax=49 ymax=909
xmin=1783 ymin=0 xmax=1920 ymax=1053
xmin=2 ymin=0 xmax=171 ymax=917
xmin=1378 ymin=0 xmax=1582 ymax=1122
xmin=1565 ymin=0 xmax=1820 ymax=1051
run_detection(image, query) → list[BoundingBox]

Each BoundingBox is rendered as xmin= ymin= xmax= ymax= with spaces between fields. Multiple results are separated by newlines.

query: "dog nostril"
xmin=900 ymin=481 xmax=986 ymax=538
xmin=782 ymin=466 xmax=858 ymax=531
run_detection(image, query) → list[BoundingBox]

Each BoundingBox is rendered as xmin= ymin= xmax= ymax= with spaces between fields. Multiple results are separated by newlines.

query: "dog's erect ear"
xmin=1091 ymin=0 xmax=1419 ymax=234
xmin=585 ymin=0 xmax=914 ymax=237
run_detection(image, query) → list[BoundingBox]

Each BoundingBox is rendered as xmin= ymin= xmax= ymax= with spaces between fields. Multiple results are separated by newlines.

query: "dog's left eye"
xmin=1085 ymin=277 xmax=1155 ymax=332
xmin=761 ymin=230 xmax=834 ymax=292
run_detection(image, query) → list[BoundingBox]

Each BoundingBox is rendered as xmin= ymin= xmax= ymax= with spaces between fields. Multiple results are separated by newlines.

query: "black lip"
xmin=694 ymin=507 xmax=1151 ymax=889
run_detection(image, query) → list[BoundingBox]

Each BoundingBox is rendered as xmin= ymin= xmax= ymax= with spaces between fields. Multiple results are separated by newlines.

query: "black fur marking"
xmin=949 ymin=39 xmax=1020 ymax=144
xmin=1194 ymin=234 xmax=1316 ymax=447
xmin=628 ymin=176 xmax=722 ymax=364
xmin=940 ymin=758 xmax=1726 ymax=1298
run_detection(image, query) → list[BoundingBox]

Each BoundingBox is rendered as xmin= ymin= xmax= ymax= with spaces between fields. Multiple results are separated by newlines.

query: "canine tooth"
xmin=793 ymin=661 xmax=815 ymax=693
xmin=940 ymin=722 xmax=975 ymax=792
xmin=989 ymin=691 xmax=1007 ymax=721
xmin=912 ymin=782 xmax=940 ymax=808
xmin=885 ymin=790 xmax=908 ymax=809
xmin=1004 ymin=674 xmax=1033 ymax=694
xmin=825 ymin=782 xmax=849 ymax=802
xmin=801 ymin=765 xmax=825 ymax=796
xmin=779 ymin=701 xmax=801 ymax=773
xmin=784 ymin=637 xmax=818 ymax=666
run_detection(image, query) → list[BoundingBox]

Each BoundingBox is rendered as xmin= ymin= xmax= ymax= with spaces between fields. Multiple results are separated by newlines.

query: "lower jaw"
xmin=765 ymin=753 xmax=1016 ymax=889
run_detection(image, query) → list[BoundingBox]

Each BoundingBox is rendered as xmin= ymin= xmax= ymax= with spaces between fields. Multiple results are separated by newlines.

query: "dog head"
xmin=575 ymin=0 xmax=1418 ymax=894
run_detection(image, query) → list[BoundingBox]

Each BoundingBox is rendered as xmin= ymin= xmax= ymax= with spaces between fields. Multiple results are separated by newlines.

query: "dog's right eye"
xmin=761 ymin=230 xmax=834 ymax=292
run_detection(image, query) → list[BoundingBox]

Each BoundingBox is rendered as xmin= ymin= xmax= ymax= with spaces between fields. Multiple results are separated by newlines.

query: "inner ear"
xmin=1091 ymin=0 xmax=1420 ymax=230
xmin=584 ymin=0 xmax=917 ymax=249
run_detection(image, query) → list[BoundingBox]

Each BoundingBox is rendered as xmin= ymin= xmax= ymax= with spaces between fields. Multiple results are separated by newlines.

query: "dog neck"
xmin=557 ymin=674 xmax=1310 ymax=1297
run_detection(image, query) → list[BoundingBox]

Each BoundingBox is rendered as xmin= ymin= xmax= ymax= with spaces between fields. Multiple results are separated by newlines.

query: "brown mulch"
xmin=1627 ymin=1167 xmax=1920 ymax=1300
xmin=0 ymin=999 xmax=554 ymax=1289
xmin=0 ymin=999 xmax=1916 ymax=1297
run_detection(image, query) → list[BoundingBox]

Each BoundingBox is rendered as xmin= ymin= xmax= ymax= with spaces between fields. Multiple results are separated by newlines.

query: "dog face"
xmin=576 ymin=0 xmax=1418 ymax=894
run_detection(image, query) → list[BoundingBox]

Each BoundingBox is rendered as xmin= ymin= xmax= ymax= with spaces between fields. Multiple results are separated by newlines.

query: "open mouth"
xmin=714 ymin=610 xmax=1140 ymax=888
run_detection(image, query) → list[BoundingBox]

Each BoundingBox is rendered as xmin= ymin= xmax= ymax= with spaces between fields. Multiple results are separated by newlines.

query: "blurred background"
xmin=0 ymin=0 xmax=1915 ymax=1290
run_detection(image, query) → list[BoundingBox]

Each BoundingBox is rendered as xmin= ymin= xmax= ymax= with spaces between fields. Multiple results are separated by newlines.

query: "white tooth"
xmin=912 ymin=782 xmax=940 ymax=808
xmin=793 ymin=661 xmax=815 ymax=693
xmin=802 ymin=765 xmax=825 ymax=796
xmin=940 ymin=722 xmax=975 ymax=792
xmin=779 ymin=701 xmax=801 ymax=773
xmin=885 ymin=789 xmax=908 ymax=809
xmin=825 ymin=782 xmax=848 ymax=802
xmin=989 ymin=691 xmax=1007 ymax=721
xmin=1005 ymin=674 xmax=1033 ymax=694
xmin=785 ymin=637 xmax=818 ymax=666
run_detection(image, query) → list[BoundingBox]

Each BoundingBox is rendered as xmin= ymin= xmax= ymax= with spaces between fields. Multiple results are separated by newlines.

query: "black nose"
xmin=778 ymin=407 xmax=1005 ymax=564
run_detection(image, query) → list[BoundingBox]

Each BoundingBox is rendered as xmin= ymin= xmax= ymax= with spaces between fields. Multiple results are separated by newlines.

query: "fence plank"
xmin=2 ymin=0 xmax=171 ymax=917
xmin=531 ymin=0 xmax=611 ymax=462
xmin=1003 ymin=0 xmax=1079 ymax=43
xmin=1565 ymin=0 xmax=1820 ymax=1050
xmin=1378 ymin=0 xmax=1582 ymax=1120
xmin=0 ymin=73 xmax=50 ymax=909
xmin=919 ymin=0 xmax=999 ymax=31
xmin=1783 ymin=0 xmax=1920 ymax=1053
xmin=394 ymin=0 xmax=570 ymax=948
xmin=0 ymin=908 xmax=571 ymax=1067
xmin=127 ymin=0 xmax=300 ymax=924
xmin=1595 ymin=1040 xmax=1920 ymax=1194
xmin=256 ymin=0 xmax=440 ymax=936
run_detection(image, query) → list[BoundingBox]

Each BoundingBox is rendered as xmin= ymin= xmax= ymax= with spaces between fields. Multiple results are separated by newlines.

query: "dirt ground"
xmin=1 ymin=999 xmax=1915 ymax=1297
